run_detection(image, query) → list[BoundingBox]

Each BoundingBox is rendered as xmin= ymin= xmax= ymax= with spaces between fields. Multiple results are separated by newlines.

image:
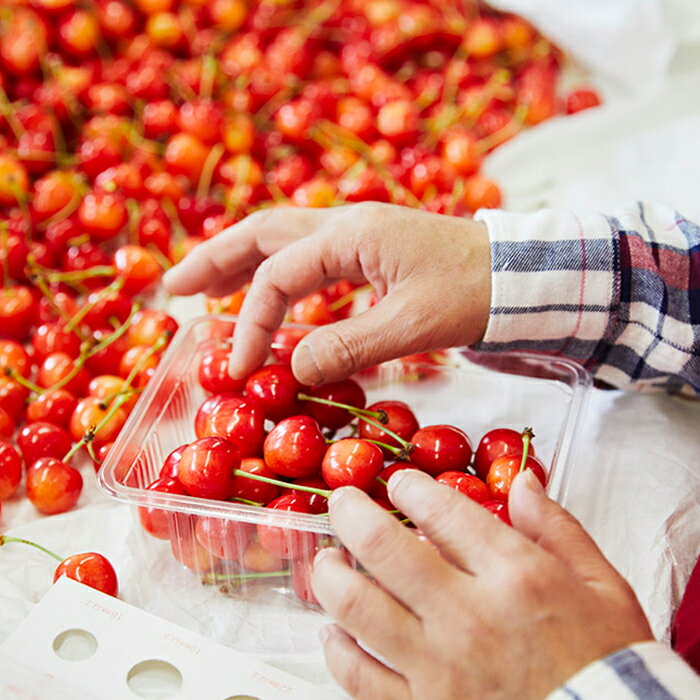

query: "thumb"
xmin=509 ymin=470 xmax=619 ymax=585
xmin=291 ymin=289 xmax=427 ymax=385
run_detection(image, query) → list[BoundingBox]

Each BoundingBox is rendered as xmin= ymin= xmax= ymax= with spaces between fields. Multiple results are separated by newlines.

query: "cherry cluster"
xmin=138 ymin=355 xmax=546 ymax=605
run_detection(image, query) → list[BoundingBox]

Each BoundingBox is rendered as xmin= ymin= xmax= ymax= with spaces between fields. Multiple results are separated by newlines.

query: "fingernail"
xmin=161 ymin=268 xmax=175 ymax=288
xmin=523 ymin=469 xmax=545 ymax=494
xmin=387 ymin=468 xmax=411 ymax=498
xmin=293 ymin=342 xmax=323 ymax=385
xmin=313 ymin=547 xmax=332 ymax=567
xmin=328 ymin=486 xmax=353 ymax=508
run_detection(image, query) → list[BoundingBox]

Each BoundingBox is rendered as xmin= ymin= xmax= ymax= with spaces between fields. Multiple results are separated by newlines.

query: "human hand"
xmin=312 ymin=470 xmax=653 ymax=700
xmin=162 ymin=203 xmax=490 ymax=385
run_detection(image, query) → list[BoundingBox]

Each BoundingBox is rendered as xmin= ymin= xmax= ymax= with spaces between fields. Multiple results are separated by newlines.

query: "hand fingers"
xmin=312 ymin=547 xmax=420 ymax=667
xmin=320 ymin=624 xmax=408 ymax=700
xmin=327 ymin=487 xmax=461 ymax=617
xmin=162 ymin=207 xmax=328 ymax=296
xmin=508 ymin=470 xmax=624 ymax=585
xmin=387 ymin=470 xmax=528 ymax=575
xmin=229 ymin=230 xmax=365 ymax=378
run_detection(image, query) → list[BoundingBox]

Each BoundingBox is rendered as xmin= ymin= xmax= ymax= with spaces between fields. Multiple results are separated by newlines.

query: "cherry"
xmin=0 ymin=407 xmax=14 ymax=440
xmin=85 ymin=328 xmax=128 ymax=376
xmin=0 ymin=156 xmax=30 ymax=206
xmin=30 ymin=171 xmax=79 ymax=223
xmin=240 ymin=541 xmax=284 ymax=573
xmin=322 ymin=438 xmax=384 ymax=492
xmin=436 ymin=471 xmax=491 ymax=503
xmin=271 ymin=327 xmax=310 ymax=364
xmin=441 ymin=130 xmax=481 ymax=175
xmin=194 ymin=393 xmax=234 ymax=438
xmin=38 ymin=352 xmax=91 ymax=397
xmin=371 ymin=462 xmax=417 ymax=502
xmin=113 ymin=245 xmax=161 ymax=295
xmin=82 ymin=287 xmax=132 ymax=330
xmin=178 ymin=437 xmax=240 ymax=501
xmin=54 ymin=552 xmax=119 ymax=597
xmin=0 ymin=339 xmax=31 ymax=378
xmin=159 ymin=444 xmax=188 ymax=480
xmin=263 ymin=415 xmax=327 ymax=479
xmin=358 ymin=400 xmax=420 ymax=457
xmin=245 ymin=363 xmax=304 ymax=422
xmin=62 ymin=243 xmax=112 ymax=290
xmin=290 ymin=292 xmax=335 ymax=325
xmin=463 ymin=176 xmax=502 ymax=212
xmin=87 ymin=375 xmax=137 ymax=412
xmin=119 ymin=345 xmax=159 ymax=379
xmin=18 ymin=422 xmax=72 ymax=465
xmin=26 ymin=389 xmax=78 ymax=430
xmin=0 ymin=378 xmax=30 ymax=416
xmin=139 ymin=476 xmax=189 ymax=540
xmin=32 ymin=322 xmax=81 ymax=361
xmin=290 ymin=476 xmax=329 ymax=514
xmin=69 ymin=397 xmax=128 ymax=449
xmin=487 ymin=453 xmax=547 ymax=501
xmin=291 ymin=560 xmax=319 ymax=606
xmin=170 ymin=533 xmax=212 ymax=573
xmin=92 ymin=442 xmax=113 ymax=472
xmin=409 ymin=425 xmax=473 ymax=476
xmin=0 ymin=441 xmax=22 ymax=500
xmin=256 ymin=493 xmax=318 ymax=559
xmin=195 ymin=517 xmax=255 ymax=562
xmin=482 ymin=499 xmax=512 ymax=526
xmin=126 ymin=309 xmax=178 ymax=348
xmin=0 ymin=287 xmax=35 ymax=340
xmin=201 ymin=395 xmax=266 ymax=458
xmin=142 ymin=100 xmax=178 ymax=139
xmin=37 ymin=289 xmax=79 ymax=325
xmin=164 ymin=132 xmax=209 ymax=185
xmin=198 ymin=349 xmax=245 ymax=394
xmin=26 ymin=457 xmax=83 ymax=515
xmin=473 ymin=427 xmax=536 ymax=480
xmin=231 ymin=457 xmax=280 ymax=504
xmin=301 ymin=379 xmax=366 ymax=430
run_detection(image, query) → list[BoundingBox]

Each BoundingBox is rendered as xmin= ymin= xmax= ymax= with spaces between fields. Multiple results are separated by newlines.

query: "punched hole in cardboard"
xmin=52 ymin=629 xmax=98 ymax=662
xmin=127 ymin=659 xmax=183 ymax=699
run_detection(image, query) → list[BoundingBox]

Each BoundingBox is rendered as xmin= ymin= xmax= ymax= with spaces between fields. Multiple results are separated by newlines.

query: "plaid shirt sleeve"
xmin=546 ymin=642 xmax=700 ymax=700
xmin=474 ymin=202 xmax=700 ymax=395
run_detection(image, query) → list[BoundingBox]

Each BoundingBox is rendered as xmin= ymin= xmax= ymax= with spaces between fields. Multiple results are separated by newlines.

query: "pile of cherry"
xmin=137 ymin=356 xmax=546 ymax=605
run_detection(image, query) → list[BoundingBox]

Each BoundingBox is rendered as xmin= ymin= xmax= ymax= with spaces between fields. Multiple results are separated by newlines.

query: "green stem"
xmin=202 ymin=570 xmax=289 ymax=585
xmin=66 ymin=277 xmax=126 ymax=332
xmin=47 ymin=266 xmax=115 ymax=285
xmin=0 ymin=535 xmax=63 ymax=562
xmin=518 ymin=427 xmax=535 ymax=474
xmin=327 ymin=284 xmax=373 ymax=312
xmin=297 ymin=393 xmax=387 ymax=424
xmin=233 ymin=469 xmax=331 ymax=498
xmin=231 ymin=497 xmax=264 ymax=507
xmin=5 ymin=369 xmax=43 ymax=394
xmin=360 ymin=438 xmax=406 ymax=458
xmin=85 ymin=303 xmax=140 ymax=359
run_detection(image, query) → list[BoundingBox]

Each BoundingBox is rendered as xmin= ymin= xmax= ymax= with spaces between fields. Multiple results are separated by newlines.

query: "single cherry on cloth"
xmin=245 ymin=363 xmax=305 ymax=422
xmin=436 ymin=471 xmax=491 ymax=504
xmin=178 ymin=437 xmax=240 ymax=501
xmin=201 ymin=395 xmax=266 ymax=458
xmin=159 ymin=444 xmax=189 ymax=480
xmin=0 ymin=441 xmax=22 ymax=500
xmin=358 ymin=400 xmax=419 ymax=457
xmin=231 ymin=457 xmax=281 ymax=505
xmin=195 ymin=517 xmax=255 ymax=562
xmin=257 ymin=493 xmax=318 ymax=560
xmin=301 ymin=379 xmax=366 ymax=430
xmin=263 ymin=415 xmax=327 ymax=479
xmin=473 ymin=427 xmax=536 ymax=480
xmin=26 ymin=389 xmax=78 ymax=429
xmin=198 ymin=348 xmax=245 ymax=394
xmin=54 ymin=552 xmax=119 ymax=597
xmin=409 ymin=425 xmax=473 ymax=476
xmin=139 ymin=477 xmax=190 ymax=540
xmin=26 ymin=457 xmax=83 ymax=515
xmin=322 ymin=438 xmax=384 ymax=492
xmin=482 ymin=500 xmax=512 ymax=526
xmin=487 ymin=453 xmax=547 ymax=501
xmin=17 ymin=422 xmax=72 ymax=465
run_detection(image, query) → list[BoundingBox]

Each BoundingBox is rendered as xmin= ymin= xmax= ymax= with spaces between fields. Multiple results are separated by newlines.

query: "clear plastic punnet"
xmin=98 ymin=314 xmax=591 ymax=654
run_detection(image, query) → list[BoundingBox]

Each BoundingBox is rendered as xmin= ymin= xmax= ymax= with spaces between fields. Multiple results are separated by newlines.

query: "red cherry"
xmin=170 ymin=532 xmax=212 ymax=573
xmin=63 ymin=243 xmax=112 ymax=290
xmin=37 ymin=352 xmax=91 ymax=396
xmin=198 ymin=349 xmax=244 ymax=394
xmin=358 ymin=401 xmax=419 ymax=456
xmin=195 ymin=517 xmax=255 ymax=562
xmin=322 ymin=438 xmax=384 ymax=492
xmin=159 ymin=444 xmax=188 ymax=480
xmin=0 ymin=378 xmax=29 ymax=416
xmin=37 ymin=289 xmax=78 ymax=324
xmin=78 ymin=191 xmax=128 ymax=241
xmin=92 ymin=442 xmax=113 ymax=473
xmin=409 ymin=425 xmax=473 ymax=476
xmin=178 ymin=437 xmax=240 ymax=500
xmin=178 ymin=99 xmax=223 ymax=144
xmin=201 ymin=395 xmax=266 ymax=458
xmin=231 ymin=457 xmax=280 ymax=504
xmin=26 ymin=457 xmax=83 ymax=514
xmin=0 ymin=339 xmax=31 ymax=378
xmin=194 ymin=393 xmax=234 ymax=438
xmin=17 ymin=422 xmax=72 ymax=465
xmin=565 ymin=87 xmax=601 ymax=115
xmin=245 ymin=363 xmax=304 ymax=422
xmin=142 ymin=99 xmax=178 ymax=139
xmin=139 ymin=476 xmax=189 ymax=540
xmin=482 ymin=499 xmax=512 ymax=525
xmin=32 ymin=322 xmax=81 ymax=361
xmin=371 ymin=462 xmax=417 ymax=502
xmin=126 ymin=309 xmax=178 ymax=348
xmin=54 ymin=552 xmax=118 ymax=596
xmin=84 ymin=327 xmax=128 ymax=376
xmin=83 ymin=287 xmax=132 ymax=329
xmin=69 ymin=397 xmax=128 ymax=449
xmin=290 ymin=559 xmax=319 ymax=606
xmin=290 ymin=292 xmax=334 ymax=325
xmin=113 ymin=245 xmax=161 ymax=294
xmin=290 ymin=476 xmax=329 ymax=514
xmin=271 ymin=327 xmax=310 ymax=364
xmin=0 ymin=286 xmax=35 ymax=340
xmin=436 ymin=471 xmax=491 ymax=503
xmin=263 ymin=415 xmax=327 ymax=479
xmin=0 ymin=441 xmax=22 ymax=500
xmin=257 ymin=493 xmax=318 ymax=559
xmin=487 ymin=454 xmax=547 ymax=501
xmin=473 ymin=428 xmax=535 ymax=480
xmin=302 ymin=379 xmax=366 ymax=430
xmin=0 ymin=407 xmax=14 ymax=440
xmin=26 ymin=389 xmax=78 ymax=430
xmin=240 ymin=541 xmax=283 ymax=572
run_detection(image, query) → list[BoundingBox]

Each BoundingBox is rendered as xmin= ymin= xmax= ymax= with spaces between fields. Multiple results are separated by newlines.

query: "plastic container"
xmin=98 ymin=314 xmax=591 ymax=653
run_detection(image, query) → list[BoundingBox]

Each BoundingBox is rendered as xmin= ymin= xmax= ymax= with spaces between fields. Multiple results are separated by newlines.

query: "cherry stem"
xmin=47 ymin=266 xmax=115 ymax=285
xmin=297 ymin=393 xmax=386 ymax=423
xmin=232 ymin=469 xmax=332 ymax=498
xmin=196 ymin=143 xmax=224 ymax=201
xmin=30 ymin=271 xmax=83 ymax=337
xmin=352 ymin=412 xmax=412 ymax=452
xmin=375 ymin=476 xmax=388 ymax=487
xmin=202 ymin=570 xmax=290 ymax=585
xmin=0 ymin=535 xmax=63 ymax=562
xmin=359 ymin=437 xmax=407 ymax=458
xmin=85 ymin=303 xmax=140 ymax=358
xmin=231 ymin=496 xmax=264 ymax=507
xmin=5 ymin=369 xmax=43 ymax=394
xmin=66 ymin=277 xmax=126 ymax=332
xmin=518 ymin=427 xmax=535 ymax=474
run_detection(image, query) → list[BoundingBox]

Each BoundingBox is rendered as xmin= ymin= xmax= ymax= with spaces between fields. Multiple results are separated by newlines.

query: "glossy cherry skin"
xmin=263 ymin=415 xmax=327 ymax=479
xmin=0 ymin=407 xmax=14 ymax=440
xmin=159 ymin=444 xmax=188 ymax=480
xmin=358 ymin=400 xmax=420 ymax=456
xmin=302 ymin=379 xmax=366 ymax=430
xmin=26 ymin=457 xmax=83 ymax=515
xmin=257 ymin=493 xmax=318 ymax=559
xmin=139 ymin=477 xmax=189 ymax=540
xmin=0 ymin=378 xmax=29 ymax=416
xmin=436 ymin=471 xmax=491 ymax=503
xmin=245 ymin=363 xmax=304 ymax=422
xmin=290 ymin=476 xmax=329 ymax=514
xmin=482 ymin=499 xmax=512 ymax=526
xmin=0 ymin=286 xmax=35 ymax=340
xmin=322 ymin=438 xmax=384 ymax=492
xmin=82 ymin=288 xmax=132 ymax=329
xmin=271 ymin=327 xmax=309 ymax=364
xmin=69 ymin=396 xmax=129 ymax=449
xmin=201 ymin=395 xmax=266 ymax=458
xmin=113 ymin=245 xmax=161 ymax=294
xmin=195 ymin=517 xmax=255 ymax=562
xmin=32 ymin=322 xmax=81 ymax=361
xmin=371 ymin=462 xmax=418 ymax=502
xmin=17 ymin=421 xmax=72 ymax=465
xmin=198 ymin=348 xmax=245 ymax=394
xmin=487 ymin=454 xmax=547 ymax=501
xmin=54 ymin=552 xmax=118 ymax=596
xmin=0 ymin=441 xmax=22 ymax=500
xmin=231 ymin=457 xmax=281 ymax=504
xmin=178 ymin=437 xmax=240 ymax=501
xmin=0 ymin=339 xmax=31 ymax=378
xmin=87 ymin=375 xmax=137 ymax=413
xmin=473 ymin=428 xmax=536 ymax=480
xmin=194 ymin=393 xmax=235 ymax=437
xmin=126 ymin=309 xmax=178 ymax=348
xmin=409 ymin=425 xmax=473 ymax=476
xmin=84 ymin=327 xmax=128 ymax=376
xmin=37 ymin=352 xmax=91 ymax=397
